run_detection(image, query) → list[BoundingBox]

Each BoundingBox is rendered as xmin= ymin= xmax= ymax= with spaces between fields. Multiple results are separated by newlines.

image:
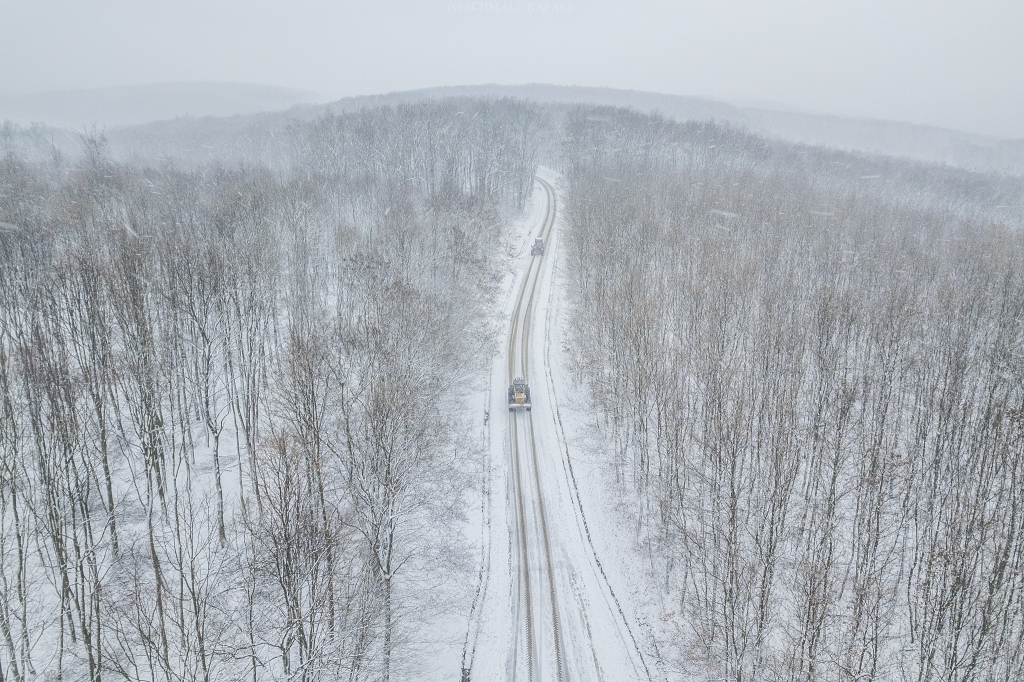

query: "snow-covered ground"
xmin=462 ymin=169 xmax=659 ymax=682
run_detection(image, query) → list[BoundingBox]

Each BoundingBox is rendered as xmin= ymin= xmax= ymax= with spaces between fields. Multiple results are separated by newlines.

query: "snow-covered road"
xmin=463 ymin=172 xmax=652 ymax=682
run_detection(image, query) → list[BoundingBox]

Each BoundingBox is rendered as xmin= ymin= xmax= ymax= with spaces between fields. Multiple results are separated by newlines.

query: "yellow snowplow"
xmin=508 ymin=378 xmax=532 ymax=411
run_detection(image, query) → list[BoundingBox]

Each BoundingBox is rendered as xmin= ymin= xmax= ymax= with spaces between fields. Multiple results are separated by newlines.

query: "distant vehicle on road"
xmin=508 ymin=378 xmax=532 ymax=411
xmin=530 ymin=238 xmax=544 ymax=256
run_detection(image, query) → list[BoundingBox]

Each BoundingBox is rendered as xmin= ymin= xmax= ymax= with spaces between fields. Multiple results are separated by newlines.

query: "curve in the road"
xmin=506 ymin=177 xmax=565 ymax=682
xmin=468 ymin=175 xmax=632 ymax=682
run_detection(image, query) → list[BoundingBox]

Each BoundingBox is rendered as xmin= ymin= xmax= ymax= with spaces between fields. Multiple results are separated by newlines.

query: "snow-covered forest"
xmin=0 ymin=98 xmax=540 ymax=681
xmin=561 ymin=106 xmax=1024 ymax=681
xmin=3 ymin=94 xmax=1024 ymax=682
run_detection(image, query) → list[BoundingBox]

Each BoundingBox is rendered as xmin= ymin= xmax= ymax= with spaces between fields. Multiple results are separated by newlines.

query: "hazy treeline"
xmin=1 ymin=96 xmax=549 ymax=189
xmin=295 ymin=98 xmax=542 ymax=213
xmin=561 ymin=107 xmax=1024 ymax=682
xmin=0 ymin=98 xmax=540 ymax=681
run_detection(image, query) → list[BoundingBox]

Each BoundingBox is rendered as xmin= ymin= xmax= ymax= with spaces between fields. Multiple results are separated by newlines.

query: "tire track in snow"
xmin=461 ymin=378 xmax=492 ymax=676
xmin=539 ymin=175 xmax=656 ymax=682
xmin=508 ymin=177 xmax=564 ymax=681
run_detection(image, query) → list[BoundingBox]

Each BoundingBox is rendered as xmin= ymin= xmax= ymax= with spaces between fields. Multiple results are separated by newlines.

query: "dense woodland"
xmin=0 ymin=98 xmax=540 ymax=681
xmin=4 ymin=95 xmax=1024 ymax=682
xmin=561 ymin=107 xmax=1024 ymax=682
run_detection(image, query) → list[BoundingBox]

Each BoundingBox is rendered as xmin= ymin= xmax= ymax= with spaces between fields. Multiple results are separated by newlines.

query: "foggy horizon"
xmin=1 ymin=0 xmax=1022 ymax=139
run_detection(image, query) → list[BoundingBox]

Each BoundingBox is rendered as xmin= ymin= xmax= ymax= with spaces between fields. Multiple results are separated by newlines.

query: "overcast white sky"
xmin=1 ymin=0 xmax=1021 ymax=138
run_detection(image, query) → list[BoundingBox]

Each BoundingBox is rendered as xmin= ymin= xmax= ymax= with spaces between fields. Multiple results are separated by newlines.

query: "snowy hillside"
xmin=2 ymin=95 xmax=1024 ymax=682
xmin=0 ymin=82 xmax=323 ymax=129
